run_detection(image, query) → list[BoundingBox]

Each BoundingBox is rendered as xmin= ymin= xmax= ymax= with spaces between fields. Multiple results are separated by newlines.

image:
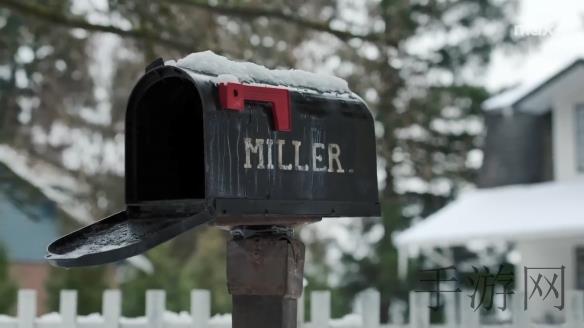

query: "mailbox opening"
xmin=127 ymin=71 xmax=205 ymax=203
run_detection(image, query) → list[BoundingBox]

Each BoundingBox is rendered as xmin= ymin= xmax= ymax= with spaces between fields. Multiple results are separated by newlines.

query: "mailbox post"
xmin=47 ymin=52 xmax=380 ymax=328
xmin=227 ymin=227 xmax=304 ymax=328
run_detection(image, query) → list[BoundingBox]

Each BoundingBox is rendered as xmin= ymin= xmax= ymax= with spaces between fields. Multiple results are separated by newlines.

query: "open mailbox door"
xmin=47 ymin=52 xmax=380 ymax=267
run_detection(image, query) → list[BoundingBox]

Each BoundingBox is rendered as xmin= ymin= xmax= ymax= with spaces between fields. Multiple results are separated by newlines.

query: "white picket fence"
xmin=0 ymin=289 xmax=582 ymax=328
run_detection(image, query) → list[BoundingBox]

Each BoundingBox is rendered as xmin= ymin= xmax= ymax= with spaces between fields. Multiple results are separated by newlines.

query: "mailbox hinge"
xmin=218 ymin=82 xmax=291 ymax=132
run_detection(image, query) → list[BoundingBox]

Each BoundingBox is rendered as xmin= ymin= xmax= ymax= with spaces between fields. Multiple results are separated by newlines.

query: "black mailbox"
xmin=47 ymin=53 xmax=380 ymax=267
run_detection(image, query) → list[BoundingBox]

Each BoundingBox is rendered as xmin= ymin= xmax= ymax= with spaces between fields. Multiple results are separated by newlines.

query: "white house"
xmin=394 ymin=59 xmax=584 ymax=322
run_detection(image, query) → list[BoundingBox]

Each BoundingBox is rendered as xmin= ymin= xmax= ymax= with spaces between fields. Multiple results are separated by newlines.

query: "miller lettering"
xmin=243 ymin=137 xmax=345 ymax=173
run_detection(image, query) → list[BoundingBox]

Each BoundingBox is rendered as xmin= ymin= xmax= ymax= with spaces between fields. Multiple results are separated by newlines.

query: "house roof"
xmin=0 ymin=145 xmax=93 ymax=224
xmin=0 ymin=145 xmax=153 ymax=272
xmin=482 ymin=59 xmax=584 ymax=113
xmin=0 ymin=162 xmax=60 ymax=262
xmin=393 ymin=180 xmax=584 ymax=252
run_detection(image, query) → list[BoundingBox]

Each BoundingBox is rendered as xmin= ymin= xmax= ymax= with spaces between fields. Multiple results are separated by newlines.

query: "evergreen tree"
xmin=120 ymin=227 xmax=229 ymax=316
xmin=335 ymin=1 xmax=529 ymax=321
xmin=0 ymin=245 xmax=17 ymax=314
xmin=46 ymin=266 xmax=109 ymax=315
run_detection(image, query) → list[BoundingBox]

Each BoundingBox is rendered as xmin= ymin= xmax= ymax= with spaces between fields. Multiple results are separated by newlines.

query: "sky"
xmin=485 ymin=0 xmax=584 ymax=91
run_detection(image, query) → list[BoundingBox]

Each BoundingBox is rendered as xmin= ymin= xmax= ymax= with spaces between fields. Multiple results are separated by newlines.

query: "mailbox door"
xmin=46 ymin=65 xmax=215 ymax=267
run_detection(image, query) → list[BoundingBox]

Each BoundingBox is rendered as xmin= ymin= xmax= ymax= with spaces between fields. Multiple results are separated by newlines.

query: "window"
xmin=577 ymin=106 xmax=584 ymax=172
xmin=577 ymin=247 xmax=584 ymax=290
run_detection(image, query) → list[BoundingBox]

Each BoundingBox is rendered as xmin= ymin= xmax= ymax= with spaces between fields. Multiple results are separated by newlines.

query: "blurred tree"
xmin=46 ymin=266 xmax=109 ymax=315
xmin=334 ymin=0 xmax=528 ymax=319
xmin=120 ymin=243 xmax=184 ymax=316
xmin=0 ymin=245 xmax=17 ymax=314
xmin=120 ymin=227 xmax=230 ymax=316
xmin=0 ymin=1 xmax=93 ymax=143
xmin=0 ymin=0 xmax=116 ymax=226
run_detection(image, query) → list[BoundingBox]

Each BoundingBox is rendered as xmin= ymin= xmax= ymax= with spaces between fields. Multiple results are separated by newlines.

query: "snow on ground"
xmin=0 ymin=315 xmax=15 ymax=324
xmin=24 ymin=312 xmax=234 ymax=327
xmin=330 ymin=313 xmax=362 ymax=327
xmin=77 ymin=313 xmax=103 ymax=325
xmin=171 ymin=51 xmax=350 ymax=93
xmin=37 ymin=312 xmax=62 ymax=323
xmin=2 ymin=311 xmax=367 ymax=327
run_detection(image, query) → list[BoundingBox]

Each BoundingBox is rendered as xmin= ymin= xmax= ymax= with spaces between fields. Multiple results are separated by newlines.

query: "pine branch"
xmin=0 ymin=0 xmax=194 ymax=52
xmin=0 ymin=0 xmax=393 ymax=50
xmin=167 ymin=0 xmax=391 ymax=45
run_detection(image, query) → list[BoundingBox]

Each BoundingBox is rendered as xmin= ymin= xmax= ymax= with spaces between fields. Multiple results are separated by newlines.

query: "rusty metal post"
xmin=227 ymin=226 xmax=305 ymax=328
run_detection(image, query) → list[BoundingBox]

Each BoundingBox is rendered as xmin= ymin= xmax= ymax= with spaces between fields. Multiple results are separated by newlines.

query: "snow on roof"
xmin=481 ymin=83 xmax=534 ymax=111
xmin=0 ymin=145 xmax=94 ymax=224
xmin=393 ymin=180 xmax=584 ymax=252
xmin=482 ymin=59 xmax=584 ymax=112
xmin=0 ymin=145 xmax=153 ymax=272
xmin=171 ymin=50 xmax=351 ymax=94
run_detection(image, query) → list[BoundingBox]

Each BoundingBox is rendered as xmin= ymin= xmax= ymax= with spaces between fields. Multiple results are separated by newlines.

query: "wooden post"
xmin=565 ymin=290 xmax=584 ymax=328
xmin=102 ymin=290 xmax=121 ymax=328
xmin=297 ymin=290 xmax=305 ymax=328
xmin=459 ymin=291 xmax=479 ymax=328
xmin=442 ymin=292 xmax=457 ymax=326
xmin=17 ymin=290 xmax=36 ymax=328
xmin=409 ymin=292 xmax=429 ymax=328
xmin=360 ymin=289 xmax=380 ymax=328
xmin=310 ymin=291 xmax=330 ymax=327
xmin=191 ymin=289 xmax=210 ymax=328
xmin=146 ymin=290 xmax=166 ymax=328
xmin=512 ymin=291 xmax=528 ymax=328
xmin=228 ymin=231 xmax=305 ymax=328
xmin=59 ymin=290 xmax=77 ymax=328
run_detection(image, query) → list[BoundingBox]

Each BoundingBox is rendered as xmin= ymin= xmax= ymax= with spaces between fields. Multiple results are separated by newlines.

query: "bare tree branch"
xmin=0 ymin=0 xmax=392 ymax=52
xmin=167 ymin=0 xmax=391 ymax=45
xmin=0 ymin=0 xmax=194 ymax=52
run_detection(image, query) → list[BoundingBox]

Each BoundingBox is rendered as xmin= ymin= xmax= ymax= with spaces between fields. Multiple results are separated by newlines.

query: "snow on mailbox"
xmin=47 ymin=51 xmax=380 ymax=267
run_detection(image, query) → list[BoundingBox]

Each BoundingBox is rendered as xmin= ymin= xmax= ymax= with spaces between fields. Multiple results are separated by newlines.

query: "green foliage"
xmin=121 ymin=227 xmax=230 ymax=316
xmin=334 ymin=200 xmax=420 ymax=318
xmin=46 ymin=266 xmax=109 ymax=315
xmin=394 ymin=85 xmax=491 ymax=216
xmin=0 ymin=245 xmax=17 ymax=314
